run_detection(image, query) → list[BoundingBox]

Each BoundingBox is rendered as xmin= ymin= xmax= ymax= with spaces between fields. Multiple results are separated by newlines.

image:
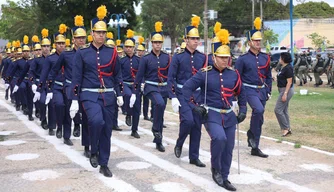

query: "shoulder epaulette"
xmin=65 ymin=47 xmax=73 ymax=52
xmin=201 ymin=66 xmax=212 ymax=72
xmin=143 ymin=52 xmax=150 ymax=57
xmin=11 ymin=58 xmax=16 ymax=62
xmin=28 ymin=57 xmax=34 ymax=60
xmin=161 ymin=50 xmax=168 ymax=54
xmin=80 ymin=44 xmax=90 ymax=49
xmin=104 ymin=44 xmax=114 ymax=48
xmin=177 ymin=49 xmax=185 ymax=54
xmin=120 ymin=55 xmax=126 ymax=59
xmin=226 ymin=66 xmax=235 ymax=71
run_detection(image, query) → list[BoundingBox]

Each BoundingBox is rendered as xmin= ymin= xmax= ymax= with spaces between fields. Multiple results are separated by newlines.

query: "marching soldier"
xmin=182 ymin=29 xmax=246 ymax=191
xmin=1 ymin=43 xmax=13 ymax=100
xmin=47 ymin=16 xmax=90 ymax=152
xmin=32 ymin=29 xmax=56 ymax=133
xmin=324 ymin=53 xmax=332 ymax=85
xmin=137 ymin=36 xmax=152 ymax=121
xmin=235 ymin=17 xmax=271 ymax=158
xmin=208 ymin=21 xmax=222 ymax=66
xmin=313 ymin=54 xmax=324 ymax=87
xmin=106 ymin=32 xmax=115 ymax=47
xmin=120 ymin=29 xmax=141 ymax=138
xmin=330 ymin=54 xmax=334 ymax=88
xmin=130 ymin=21 xmax=170 ymax=152
xmin=168 ymin=15 xmax=207 ymax=167
xmin=71 ymin=5 xmax=123 ymax=177
xmin=40 ymin=24 xmax=71 ymax=145
xmin=116 ymin=39 xmax=124 ymax=57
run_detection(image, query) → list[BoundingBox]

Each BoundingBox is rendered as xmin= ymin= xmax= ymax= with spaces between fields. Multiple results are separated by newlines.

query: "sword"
xmin=237 ymin=120 xmax=240 ymax=174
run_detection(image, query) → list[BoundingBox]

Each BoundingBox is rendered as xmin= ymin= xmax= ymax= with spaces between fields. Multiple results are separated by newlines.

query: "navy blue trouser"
xmin=19 ymin=81 xmax=34 ymax=116
xmin=40 ymin=90 xmax=56 ymax=129
xmin=82 ymin=98 xmax=114 ymax=166
xmin=146 ymin=92 xmax=167 ymax=144
xmin=247 ymin=95 xmax=266 ymax=148
xmin=205 ymin=121 xmax=235 ymax=181
xmin=176 ymin=104 xmax=202 ymax=160
xmin=53 ymin=88 xmax=71 ymax=139
xmin=123 ymin=84 xmax=141 ymax=131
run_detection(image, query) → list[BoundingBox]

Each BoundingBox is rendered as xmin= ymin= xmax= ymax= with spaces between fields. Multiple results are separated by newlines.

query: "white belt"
xmin=24 ymin=77 xmax=29 ymax=80
xmin=65 ymin=79 xmax=72 ymax=84
xmin=243 ymin=83 xmax=265 ymax=89
xmin=35 ymin=78 xmax=40 ymax=82
xmin=208 ymin=106 xmax=233 ymax=114
xmin=123 ymin=81 xmax=134 ymax=85
xmin=82 ymin=88 xmax=114 ymax=93
xmin=54 ymin=81 xmax=63 ymax=86
xmin=145 ymin=80 xmax=167 ymax=86
xmin=177 ymin=83 xmax=201 ymax=91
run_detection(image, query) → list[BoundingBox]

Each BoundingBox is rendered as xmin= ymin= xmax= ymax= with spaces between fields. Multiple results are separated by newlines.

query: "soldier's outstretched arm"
xmin=71 ymin=50 xmax=84 ymax=100
xmin=132 ymin=56 xmax=146 ymax=94
xmin=48 ymin=52 xmax=64 ymax=82
xmin=182 ymin=70 xmax=204 ymax=110
xmin=113 ymin=56 xmax=123 ymax=96
xmin=167 ymin=54 xmax=178 ymax=99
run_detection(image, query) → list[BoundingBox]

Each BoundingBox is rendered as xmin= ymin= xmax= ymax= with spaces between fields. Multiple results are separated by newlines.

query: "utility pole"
xmin=204 ymin=0 xmax=208 ymax=54
xmin=260 ymin=0 xmax=263 ymax=20
xmin=252 ymin=0 xmax=255 ymax=28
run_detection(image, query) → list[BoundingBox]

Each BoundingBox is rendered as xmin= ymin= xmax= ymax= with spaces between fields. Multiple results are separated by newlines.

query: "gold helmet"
xmin=185 ymin=15 xmax=200 ymax=38
xmin=124 ymin=29 xmax=135 ymax=47
xmin=91 ymin=5 xmax=107 ymax=31
xmin=151 ymin=21 xmax=163 ymax=42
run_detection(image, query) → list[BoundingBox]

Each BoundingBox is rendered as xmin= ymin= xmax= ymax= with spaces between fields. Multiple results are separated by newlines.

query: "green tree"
xmin=141 ymin=0 xmax=210 ymax=53
xmin=263 ymin=29 xmax=278 ymax=45
xmin=294 ymin=1 xmax=334 ymax=18
xmin=307 ymin=32 xmax=330 ymax=49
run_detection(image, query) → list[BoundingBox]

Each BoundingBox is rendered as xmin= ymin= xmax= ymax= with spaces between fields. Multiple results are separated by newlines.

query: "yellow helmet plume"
xmin=32 ymin=35 xmax=39 ymax=43
xmin=191 ymin=16 xmax=200 ymax=28
xmin=41 ymin=28 xmax=49 ymax=38
xmin=217 ymin=29 xmax=230 ymax=45
xmin=7 ymin=42 xmax=11 ymax=48
xmin=97 ymin=5 xmax=107 ymax=20
xmin=87 ymin=35 xmax=93 ymax=42
xmin=116 ymin=39 xmax=121 ymax=46
xmin=138 ymin=36 xmax=144 ymax=45
xmin=214 ymin=22 xmax=222 ymax=34
xmin=155 ymin=22 xmax=163 ymax=32
xmin=106 ymin=32 xmax=113 ymax=39
xmin=23 ymin=35 xmax=29 ymax=45
xmin=59 ymin=24 xmax=67 ymax=34
xmin=126 ymin=29 xmax=134 ymax=38
xmin=74 ymin=15 xmax=84 ymax=27
xmin=65 ymin=39 xmax=71 ymax=46
xmin=254 ymin=17 xmax=262 ymax=30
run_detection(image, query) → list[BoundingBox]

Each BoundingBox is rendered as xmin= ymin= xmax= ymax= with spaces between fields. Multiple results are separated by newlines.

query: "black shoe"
xmin=190 ymin=159 xmax=206 ymax=167
xmin=49 ymin=129 xmax=55 ymax=136
xmin=64 ymin=139 xmax=73 ymax=146
xmin=84 ymin=149 xmax=91 ymax=158
xmin=309 ymin=77 xmax=313 ymax=82
xmin=131 ymin=131 xmax=140 ymax=138
xmin=211 ymin=168 xmax=224 ymax=186
xmin=247 ymin=130 xmax=256 ymax=148
xmin=222 ymin=180 xmax=237 ymax=191
xmin=73 ymin=124 xmax=80 ymax=137
xmin=16 ymin=105 xmax=20 ymax=111
xmin=41 ymin=120 xmax=48 ymax=130
xmin=56 ymin=128 xmax=62 ymax=139
xmin=122 ymin=111 xmax=127 ymax=115
xmin=156 ymin=143 xmax=165 ymax=152
xmin=298 ymin=82 xmax=303 ymax=86
xmin=99 ymin=166 xmax=113 ymax=177
xmin=11 ymin=99 xmax=15 ymax=104
xmin=90 ymin=154 xmax=99 ymax=168
xmin=174 ymin=146 xmax=182 ymax=158
xmin=28 ymin=115 xmax=34 ymax=121
xmin=150 ymin=117 xmax=154 ymax=122
xmin=125 ymin=115 xmax=132 ymax=126
xmin=35 ymin=111 xmax=40 ymax=119
xmin=303 ymin=78 xmax=307 ymax=84
xmin=144 ymin=116 xmax=150 ymax=121
xmin=112 ymin=125 xmax=122 ymax=131
xmin=282 ymin=130 xmax=292 ymax=137
xmin=5 ymin=95 xmax=8 ymax=100
xmin=23 ymin=108 xmax=28 ymax=115
xmin=163 ymin=124 xmax=167 ymax=128
xmin=251 ymin=148 xmax=269 ymax=158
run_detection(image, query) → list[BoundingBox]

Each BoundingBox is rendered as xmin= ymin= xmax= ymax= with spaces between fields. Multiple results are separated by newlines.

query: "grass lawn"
xmin=262 ymin=82 xmax=334 ymax=152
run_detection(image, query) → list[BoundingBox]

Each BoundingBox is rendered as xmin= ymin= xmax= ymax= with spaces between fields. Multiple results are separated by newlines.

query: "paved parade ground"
xmin=0 ymin=84 xmax=333 ymax=192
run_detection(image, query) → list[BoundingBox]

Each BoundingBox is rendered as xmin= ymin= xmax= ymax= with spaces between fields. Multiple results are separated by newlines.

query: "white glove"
xmin=33 ymin=92 xmax=41 ymax=102
xmin=171 ymin=98 xmax=181 ymax=113
xmin=12 ymin=85 xmax=19 ymax=93
xmin=140 ymin=83 xmax=144 ymax=92
xmin=117 ymin=96 xmax=124 ymax=106
xmin=31 ymin=84 xmax=37 ymax=93
xmin=70 ymin=100 xmax=79 ymax=119
xmin=129 ymin=94 xmax=136 ymax=108
xmin=5 ymin=83 xmax=9 ymax=90
xmin=45 ymin=92 xmax=53 ymax=104
xmin=267 ymin=93 xmax=272 ymax=100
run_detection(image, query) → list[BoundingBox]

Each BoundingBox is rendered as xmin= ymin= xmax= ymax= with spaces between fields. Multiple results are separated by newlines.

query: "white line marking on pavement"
xmin=299 ymin=164 xmax=333 ymax=173
xmin=116 ymin=161 xmax=152 ymax=170
xmin=6 ymin=153 xmax=40 ymax=161
xmin=112 ymin=137 xmax=224 ymax=192
xmin=0 ymin=131 xmax=17 ymax=135
xmin=21 ymin=170 xmax=62 ymax=181
xmin=165 ymin=109 xmax=334 ymax=157
xmin=0 ymin=140 xmax=26 ymax=146
xmin=0 ymin=100 xmax=140 ymax=192
xmin=0 ymin=122 xmax=6 ymax=126
xmin=153 ymin=182 xmax=190 ymax=192
xmin=261 ymin=148 xmax=287 ymax=156
xmin=120 ymin=120 xmax=318 ymax=192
